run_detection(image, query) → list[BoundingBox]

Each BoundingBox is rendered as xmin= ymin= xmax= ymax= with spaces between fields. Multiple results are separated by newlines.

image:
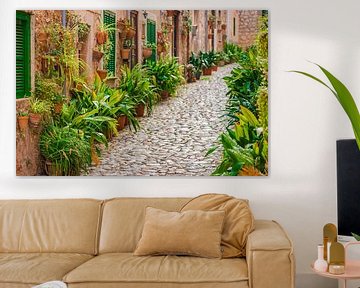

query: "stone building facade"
xmin=16 ymin=10 xmax=263 ymax=175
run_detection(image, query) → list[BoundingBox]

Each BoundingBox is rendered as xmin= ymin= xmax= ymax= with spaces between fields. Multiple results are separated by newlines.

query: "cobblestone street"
xmin=87 ymin=64 xmax=236 ymax=176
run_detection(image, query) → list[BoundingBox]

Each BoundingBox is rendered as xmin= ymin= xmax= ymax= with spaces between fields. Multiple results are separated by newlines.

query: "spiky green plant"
xmin=291 ymin=63 xmax=360 ymax=150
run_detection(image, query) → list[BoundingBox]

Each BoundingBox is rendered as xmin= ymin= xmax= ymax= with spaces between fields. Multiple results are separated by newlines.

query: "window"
xmin=103 ymin=10 xmax=116 ymax=75
xmin=233 ymin=17 xmax=236 ymax=36
xmin=16 ymin=11 xmax=31 ymax=99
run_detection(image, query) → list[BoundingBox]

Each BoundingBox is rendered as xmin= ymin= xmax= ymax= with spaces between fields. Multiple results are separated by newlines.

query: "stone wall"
xmin=238 ymin=10 xmax=262 ymax=48
xmin=16 ymin=98 xmax=43 ymax=176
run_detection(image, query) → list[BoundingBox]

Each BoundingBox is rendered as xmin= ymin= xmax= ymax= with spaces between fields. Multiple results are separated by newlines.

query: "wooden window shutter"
xmin=16 ymin=11 xmax=31 ymax=99
xmin=103 ymin=11 xmax=116 ymax=75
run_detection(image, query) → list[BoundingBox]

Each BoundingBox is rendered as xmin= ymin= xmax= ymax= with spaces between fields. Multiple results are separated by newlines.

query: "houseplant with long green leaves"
xmin=291 ymin=63 xmax=360 ymax=150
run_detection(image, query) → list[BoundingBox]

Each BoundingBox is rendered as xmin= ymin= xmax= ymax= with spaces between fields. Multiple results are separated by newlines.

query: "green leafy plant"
xmin=189 ymin=52 xmax=202 ymax=75
xmin=18 ymin=110 xmax=29 ymax=117
xmin=35 ymin=74 xmax=63 ymax=102
xmin=29 ymin=97 xmax=51 ymax=115
xmin=352 ymin=233 xmax=360 ymax=241
xmin=77 ymin=22 xmax=90 ymax=42
xmin=119 ymin=64 xmax=158 ymax=115
xmin=40 ymin=125 xmax=91 ymax=176
xmin=291 ymin=63 xmax=360 ymax=150
xmin=144 ymin=41 xmax=156 ymax=49
xmin=145 ymin=57 xmax=184 ymax=97
xmin=207 ymin=106 xmax=268 ymax=176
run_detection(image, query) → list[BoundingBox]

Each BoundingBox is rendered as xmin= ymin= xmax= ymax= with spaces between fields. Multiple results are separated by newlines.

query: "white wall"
xmin=1 ymin=0 xmax=360 ymax=287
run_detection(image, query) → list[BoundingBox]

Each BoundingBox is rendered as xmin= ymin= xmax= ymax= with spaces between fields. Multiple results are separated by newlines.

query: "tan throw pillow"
xmin=181 ymin=193 xmax=254 ymax=258
xmin=134 ymin=207 xmax=225 ymax=258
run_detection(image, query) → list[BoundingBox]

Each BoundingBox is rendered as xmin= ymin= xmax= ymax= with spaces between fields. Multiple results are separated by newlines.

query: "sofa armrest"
xmin=246 ymin=220 xmax=295 ymax=288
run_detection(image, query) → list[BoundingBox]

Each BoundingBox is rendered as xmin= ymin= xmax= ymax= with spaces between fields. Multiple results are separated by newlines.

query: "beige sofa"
xmin=0 ymin=198 xmax=295 ymax=288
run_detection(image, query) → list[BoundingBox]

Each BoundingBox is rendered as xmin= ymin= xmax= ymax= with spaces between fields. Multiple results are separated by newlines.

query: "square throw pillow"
xmin=181 ymin=193 xmax=255 ymax=258
xmin=134 ymin=207 xmax=225 ymax=258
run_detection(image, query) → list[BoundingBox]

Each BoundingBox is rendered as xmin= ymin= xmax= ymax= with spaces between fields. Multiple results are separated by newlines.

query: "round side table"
xmin=311 ymin=242 xmax=360 ymax=288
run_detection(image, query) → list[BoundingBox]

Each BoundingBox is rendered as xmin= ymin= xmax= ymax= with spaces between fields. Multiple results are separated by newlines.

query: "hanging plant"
xmin=77 ymin=22 xmax=90 ymax=43
xmin=181 ymin=15 xmax=192 ymax=36
xmin=208 ymin=14 xmax=216 ymax=28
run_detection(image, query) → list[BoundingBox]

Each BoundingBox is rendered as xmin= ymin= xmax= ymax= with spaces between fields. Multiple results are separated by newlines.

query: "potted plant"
xmin=189 ymin=52 xmax=202 ymax=80
xmin=199 ymin=51 xmax=214 ymax=76
xmin=37 ymin=29 xmax=48 ymax=43
xmin=29 ymin=98 xmax=49 ymax=128
xmin=40 ymin=125 xmax=91 ymax=176
xmin=96 ymin=22 xmax=110 ymax=45
xmin=181 ymin=15 xmax=192 ymax=36
xmin=186 ymin=64 xmax=196 ymax=83
xmin=122 ymin=39 xmax=132 ymax=60
xmin=125 ymin=24 xmax=136 ymax=39
xmin=93 ymin=50 xmax=104 ymax=62
xmin=221 ymin=23 xmax=227 ymax=30
xmin=78 ymin=22 xmax=90 ymax=43
xmin=96 ymin=69 xmax=108 ymax=81
xmin=145 ymin=57 xmax=184 ymax=100
xmin=166 ymin=10 xmax=175 ymax=17
xmin=208 ymin=14 xmax=216 ymax=29
xmin=53 ymin=94 xmax=65 ymax=114
xmin=143 ymin=41 xmax=156 ymax=59
xmin=17 ymin=110 xmax=29 ymax=132
xmin=117 ymin=18 xmax=127 ymax=33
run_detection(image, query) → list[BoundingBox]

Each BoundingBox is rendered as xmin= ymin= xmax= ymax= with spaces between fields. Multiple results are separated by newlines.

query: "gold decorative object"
xmin=323 ymin=223 xmax=337 ymax=261
xmin=329 ymin=242 xmax=345 ymax=275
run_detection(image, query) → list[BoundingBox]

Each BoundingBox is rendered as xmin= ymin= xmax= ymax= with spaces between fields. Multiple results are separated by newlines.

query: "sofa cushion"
xmin=99 ymin=198 xmax=190 ymax=253
xmin=134 ymin=207 xmax=225 ymax=258
xmin=0 ymin=199 xmax=102 ymax=254
xmin=63 ymin=253 xmax=248 ymax=285
xmin=181 ymin=194 xmax=254 ymax=258
xmin=0 ymin=253 xmax=93 ymax=285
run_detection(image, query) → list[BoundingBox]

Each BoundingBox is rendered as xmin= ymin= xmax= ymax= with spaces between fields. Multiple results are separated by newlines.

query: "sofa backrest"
xmin=99 ymin=197 xmax=190 ymax=253
xmin=0 ymin=199 xmax=102 ymax=254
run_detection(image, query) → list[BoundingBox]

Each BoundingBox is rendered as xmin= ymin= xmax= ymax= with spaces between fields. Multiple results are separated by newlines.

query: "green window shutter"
xmin=103 ymin=11 xmax=116 ymax=75
xmin=146 ymin=20 xmax=156 ymax=62
xmin=16 ymin=11 xmax=31 ymax=99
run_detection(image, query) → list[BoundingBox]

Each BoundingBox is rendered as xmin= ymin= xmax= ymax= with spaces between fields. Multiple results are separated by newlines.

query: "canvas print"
xmin=16 ymin=10 xmax=268 ymax=176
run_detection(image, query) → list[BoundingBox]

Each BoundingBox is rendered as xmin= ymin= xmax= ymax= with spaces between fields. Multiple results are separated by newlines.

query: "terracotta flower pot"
xmin=96 ymin=31 xmax=108 ymax=45
xmin=124 ymin=116 xmax=129 ymax=126
xmin=117 ymin=20 xmax=126 ymax=32
xmin=157 ymin=45 xmax=165 ymax=53
xmin=212 ymin=66 xmax=218 ymax=72
xmin=166 ymin=10 xmax=175 ymax=17
xmin=202 ymin=68 xmax=212 ymax=76
xmin=45 ymin=160 xmax=62 ymax=176
xmin=160 ymin=90 xmax=170 ymax=100
xmin=135 ymin=103 xmax=145 ymax=117
xmin=117 ymin=115 xmax=126 ymax=131
xmin=38 ymin=31 xmax=48 ymax=43
xmin=221 ymin=24 xmax=227 ymax=30
xmin=29 ymin=113 xmax=42 ymax=128
xmin=142 ymin=47 xmax=153 ymax=59
xmin=18 ymin=116 xmax=29 ymax=132
xmin=194 ymin=70 xmax=202 ymax=80
xmin=96 ymin=70 xmax=108 ymax=80
xmin=92 ymin=50 xmax=104 ymax=62
xmin=121 ymin=48 xmax=131 ymax=60
xmin=54 ymin=102 xmax=63 ymax=114
xmin=126 ymin=27 xmax=136 ymax=39
xmin=208 ymin=34 xmax=214 ymax=39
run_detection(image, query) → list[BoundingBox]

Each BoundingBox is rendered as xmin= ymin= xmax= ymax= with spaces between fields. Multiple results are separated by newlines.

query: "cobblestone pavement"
xmin=87 ymin=64 xmax=236 ymax=176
